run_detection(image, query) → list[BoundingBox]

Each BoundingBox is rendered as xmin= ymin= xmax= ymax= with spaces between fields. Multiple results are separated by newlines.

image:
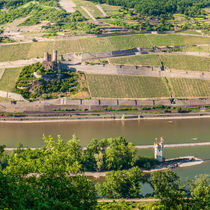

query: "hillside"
xmin=0 ymin=0 xmax=209 ymax=43
xmin=0 ymin=0 xmax=209 ymax=102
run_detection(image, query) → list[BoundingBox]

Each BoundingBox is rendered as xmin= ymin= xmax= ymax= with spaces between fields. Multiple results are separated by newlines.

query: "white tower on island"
xmin=154 ymin=136 xmax=165 ymax=162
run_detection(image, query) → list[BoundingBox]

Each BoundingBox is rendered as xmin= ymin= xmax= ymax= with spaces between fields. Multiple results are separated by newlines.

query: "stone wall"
xmin=1 ymin=98 xmax=210 ymax=113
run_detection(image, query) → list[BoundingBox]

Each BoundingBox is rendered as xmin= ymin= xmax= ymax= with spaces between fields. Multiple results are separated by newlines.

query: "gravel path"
xmin=0 ymin=58 xmax=43 ymax=69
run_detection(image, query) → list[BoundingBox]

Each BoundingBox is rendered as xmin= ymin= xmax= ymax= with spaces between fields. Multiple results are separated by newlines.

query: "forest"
xmin=89 ymin=0 xmax=210 ymax=17
xmin=15 ymin=63 xmax=80 ymax=100
xmin=0 ymin=136 xmax=209 ymax=209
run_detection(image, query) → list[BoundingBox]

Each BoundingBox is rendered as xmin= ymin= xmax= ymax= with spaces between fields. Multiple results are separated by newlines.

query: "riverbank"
xmin=0 ymin=111 xmax=210 ymax=123
xmin=82 ymin=156 xmax=204 ymax=179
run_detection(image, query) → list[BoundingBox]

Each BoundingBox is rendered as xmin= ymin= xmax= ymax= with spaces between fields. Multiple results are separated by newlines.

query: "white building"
xmin=154 ymin=136 xmax=165 ymax=162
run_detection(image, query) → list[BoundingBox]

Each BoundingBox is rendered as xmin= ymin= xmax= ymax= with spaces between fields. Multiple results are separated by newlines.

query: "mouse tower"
xmin=154 ymin=136 xmax=165 ymax=162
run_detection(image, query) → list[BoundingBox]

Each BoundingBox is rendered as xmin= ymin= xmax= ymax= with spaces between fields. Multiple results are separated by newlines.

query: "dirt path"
xmin=59 ymin=0 xmax=76 ymax=13
xmin=0 ymin=58 xmax=43 ymax=69
xmin=81 ymin=6 xmax=97 ymax=22
xmin=96 ymin=5 xmax=107 ymax=17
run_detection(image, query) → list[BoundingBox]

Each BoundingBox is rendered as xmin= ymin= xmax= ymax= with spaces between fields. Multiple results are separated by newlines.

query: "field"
xmin=0 ymin=34 xmax=210 ymax=62
xmin=168 ymin=78 xmax=210 ymax=98
xmin=145 ymin=34 xmax=210 ymax=46
xmin=161 ymin=55 xmax=210 ymax=72
xmin=86 ymin=74 xmax=170 ymax=99
xmin=0 ymin=68 xmax=22 ymax=92
xmin=109 ymin=54 xmax=161 ymax=66
xmin=0 ymin=35 xmax=152 ymax=62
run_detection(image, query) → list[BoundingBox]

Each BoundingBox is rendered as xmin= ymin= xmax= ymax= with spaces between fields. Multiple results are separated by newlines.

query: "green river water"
xmin=0 ymin=118 xmax=209 ymax=178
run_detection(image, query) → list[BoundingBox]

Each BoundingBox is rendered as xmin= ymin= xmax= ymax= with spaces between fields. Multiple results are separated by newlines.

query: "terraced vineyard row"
xmin=0 ymin=68 xmax=21 ymax=92
xmin=86 ymin=74 xmax=170 ymax=99
xmin=86 ymin=74 xmax=210 ymax=99
xmin=168 ymin=78 xmax=210 ymax=98
xmin=161 ymin=55 xmax=210 ymax=72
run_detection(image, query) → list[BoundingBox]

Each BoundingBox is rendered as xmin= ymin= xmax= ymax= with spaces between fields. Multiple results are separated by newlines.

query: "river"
xmin=0 ymin=118 xmax=210 ymax=178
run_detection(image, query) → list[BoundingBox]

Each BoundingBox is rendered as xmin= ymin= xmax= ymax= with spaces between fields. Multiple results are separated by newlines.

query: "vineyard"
xmin=86 ymin=74 xmax=170 ymax=99
xmin=168 ymin=78 xmax=210 ymax=98
xmin=161 ymin=55 xmax=210 ymax=72
xmin=0 ymin=34 xmax=210 ymax=62
xmin=146 ymin=34 xmax=210 ymax=46
xmin=0 ymin=68 xmax=22 ymax=92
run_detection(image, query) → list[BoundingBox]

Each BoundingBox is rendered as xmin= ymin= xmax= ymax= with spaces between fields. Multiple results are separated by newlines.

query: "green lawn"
xmin=109 ymin=54 xmax=161 ymax=66
xmin=161 ymin=55 xmax=210 ymax=72
xmin=0 ymin=68 xmax=22 ymax=92
xmin=168 ymin=78 xmax=210 ymax=98
xmin=86 ymin=74 xmax=170 ymax=99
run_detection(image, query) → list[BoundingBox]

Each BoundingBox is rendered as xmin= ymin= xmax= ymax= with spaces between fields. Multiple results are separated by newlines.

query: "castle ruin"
xmin=42 ymin=50 xmax=59 ymax=70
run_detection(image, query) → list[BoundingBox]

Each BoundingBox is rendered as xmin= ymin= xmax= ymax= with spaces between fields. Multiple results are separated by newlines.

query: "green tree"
xmin=189 ymin=174 xmax=210 ymax=209
xmin=105 ymin=137 xmax=136 ymax=170
xmin=98 ymin=167 xmax=143 ymax=198
xmin=150 ymin=170 xmax=186 ymax=208
xmin=1 ymin=136 xmax=97 ymax=209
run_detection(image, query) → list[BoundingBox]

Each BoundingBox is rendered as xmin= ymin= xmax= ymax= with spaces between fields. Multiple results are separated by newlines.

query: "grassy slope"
xmin=0 ymin=34 xmax=209 ymax=62
xmin=86 ymin=74 xmax=170 ymax=99
xmin=168 ymin=78 xmax=210 ymax=98
xmin=0 ymin=68 xmax=22 ymax=92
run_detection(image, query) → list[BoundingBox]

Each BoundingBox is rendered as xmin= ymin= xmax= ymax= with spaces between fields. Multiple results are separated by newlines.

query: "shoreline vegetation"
xmin=0 ymin=111 xmax=210 ymax=123
xmin=0 ymin=135 xmax=209 ymax=209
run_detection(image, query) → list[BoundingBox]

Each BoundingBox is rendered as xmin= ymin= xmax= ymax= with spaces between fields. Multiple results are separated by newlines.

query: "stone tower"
xmin=44 ymin=52 xmax=51 ymax=62
xmin=154 ymin=136 xmax=165 ymax=162
xmin=52 ymin=50 xmax=57 ymax=62
xmin=42 ymin=50 xmax=58 ymax=70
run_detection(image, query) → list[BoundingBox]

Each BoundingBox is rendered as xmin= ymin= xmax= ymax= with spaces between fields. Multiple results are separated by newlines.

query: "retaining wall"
xmin=1 ymin=98 xmax=210 ymax=113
